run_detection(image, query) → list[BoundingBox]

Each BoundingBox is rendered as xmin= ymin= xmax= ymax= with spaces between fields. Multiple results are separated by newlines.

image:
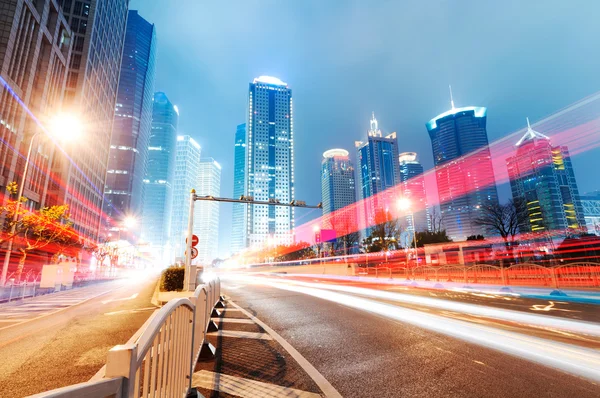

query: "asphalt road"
xmin=0 ymin=275 xmax=158 ymax=397
xmin=222 ymin=275 xmax=600 ymax=398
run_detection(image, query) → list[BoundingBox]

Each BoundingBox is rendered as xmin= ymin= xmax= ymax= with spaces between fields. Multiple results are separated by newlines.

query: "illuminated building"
xmin=356 ymin=113 xmax=400 ymax=237
xmin=170 ymin=136 xmax=201 ymax=259
xmin=194 ymin=158 xmax=221 ymax=264
xmin=0 ymin=0 xmax=71 ymax=210
xmin=398 ymin=152 xmax=431 ymax=233
xmin=426 ymin=99 xmax=499 ymax=241
xmin=321 ymin=149 xmax=357 ymax=235
xmin=231 ymin=123 xmax=246 ymax=254
xmin=53 ymin=0 xmax=129 ymax=240
xmin=103 ymin=10 xmax=156 ymax=239
xmin=244 ymin=76 xmax=294 ymax=247
xmin=140 ymin=92 xmax=178 ymax=256
xmin=580 ymin=191 xmax=600 ymax=236
xmin=506 ymin=119 xmax=586 ymax=235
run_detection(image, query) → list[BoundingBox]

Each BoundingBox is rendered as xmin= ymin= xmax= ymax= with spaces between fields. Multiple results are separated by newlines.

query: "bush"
xmin=160 ymin=267 xmax=185 ymax=291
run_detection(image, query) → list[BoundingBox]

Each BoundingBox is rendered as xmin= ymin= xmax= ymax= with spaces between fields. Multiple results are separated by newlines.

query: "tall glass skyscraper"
xmin=103 ymin=10 xmax=156 ymax=240
xmin=321 ymin=149 xmax=356 ymax=234
xmin=398 ymin=152 xmax=431 ymax=234
xmin=231 ymin=123 xmax=246 ymax=254
xmin=170 ymin=136 xmax=201 ymax=260
xmin=53 ymin=0 xmax=129 ymax=240
xmin=194 ymin=158 xmax=221 ymax=264
xmin=426 ymin=104 xmax=499 ymax=240
xmin=506 ymin=120 xmax=586 ymax=235
xmin=140 ymin=92 xmax=178 ymax=259
xmin=245 ymin=76 xmax=294 ymax=247
xmin=355 ymin=113 xmax=400 ymax=236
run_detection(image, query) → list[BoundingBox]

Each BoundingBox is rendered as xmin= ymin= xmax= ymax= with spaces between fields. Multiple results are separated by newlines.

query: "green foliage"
xmin=272 ymin=242 xmax=315 ymax=262
xmin=161 ymin=267 xmax=185 ymax=291
xmin=415 ymin=230 xmax=452 ymax=247
xmin=466 ymin=234 xmax=485 ymax=241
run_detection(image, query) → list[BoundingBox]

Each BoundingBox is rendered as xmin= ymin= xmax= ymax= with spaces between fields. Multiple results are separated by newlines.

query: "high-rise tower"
xmin=398 ymin=152 xmax=431 ymax=233
xmin=103 ymin=10 xmax=156 ymax=239
xmin=231 ymin=123 xmax=246 ymax=254
xmin=245 ymin=76 xmax=294 ymax=247
xmin=140 ymin=92 xmax=178 ymax=259
xmin=194 ymin=158 xmax=221 ymax=264
xmin=425 ymin=96 xmax=499 ymax=241
xmin=321 ymin=149 xmax=357 ymax=235
xmin=355 ymin=113 xmax=400 ymax=236
xmin=506 ymin=119 xmax=586 ymax=235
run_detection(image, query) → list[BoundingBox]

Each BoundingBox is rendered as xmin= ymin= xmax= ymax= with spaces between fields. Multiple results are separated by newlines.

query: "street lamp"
xmin=1 ymin=113 xmax=83 ymax=285
xmin=397 ymin=198 xmax=418 ymax=263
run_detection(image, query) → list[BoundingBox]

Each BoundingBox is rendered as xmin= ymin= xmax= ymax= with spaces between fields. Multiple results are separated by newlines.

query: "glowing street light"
xmin=124 ymin=216 xmax=137 ymax=229
xmin=1 ymin=112 xmax=84 ymax=284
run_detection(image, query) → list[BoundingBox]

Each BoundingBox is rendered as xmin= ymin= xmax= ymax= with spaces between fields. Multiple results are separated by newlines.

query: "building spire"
xmin=368 ymin=112 xmax=381 ymax=137
xmin=526 ymin=117 xmax=531 ymax=129
xmin=449 ymin=85 xmax=455 ymax=110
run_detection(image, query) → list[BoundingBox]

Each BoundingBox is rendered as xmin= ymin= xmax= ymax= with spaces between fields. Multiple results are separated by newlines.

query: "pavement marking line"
xmin=104 ymin=307 xmax=157 ymax=316
xmin=211 ymin=317 xmax=255 ymax=324
xmin=228 ymin=300 xmax=342 ymax=398
xmin=101 ymin=292 xmax=138 ymax=305
xmin=0 ymin=285 xmax=119 ymax=333
xmin=192 ymin=370 xmax=322 ymax=398
xmin=0 ymin=319 xmax=29 ymax=322
xmin=208 ymin=330 xmax=273 ymax=340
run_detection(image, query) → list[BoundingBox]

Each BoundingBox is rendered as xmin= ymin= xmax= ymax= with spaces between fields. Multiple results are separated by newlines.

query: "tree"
xmin=429 ymin=207 xmax=445 ymax=233
xmin=92 ymin=240 xmax=112 ymax=270
xmin=466 ymin=234 xmax=485 ymax=241
xmin=0 ymin=181 xmax=30 ymax=246
xmin=474 ymin=198 xmax=529 ymax=253
xmin=327 ymin=216 xmax=360 ymax=256
xmin=368 ymin=209 xmax=401 ymax=252
xmin=272 ymin=242 xmax=315 ymax=262
xmin=415 ymin=230 xmax=452 ymax=247
xmin=16 ymin=204 xmax=78 ymax=281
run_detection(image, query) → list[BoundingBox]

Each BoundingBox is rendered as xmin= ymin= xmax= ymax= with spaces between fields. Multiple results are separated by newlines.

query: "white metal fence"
xmin=30 ymin=278 xmax=222 ymax=398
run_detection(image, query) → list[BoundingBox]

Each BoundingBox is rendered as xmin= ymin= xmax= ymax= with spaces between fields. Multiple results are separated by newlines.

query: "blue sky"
xmin=131 ymin=0 xmax=600 ymax=257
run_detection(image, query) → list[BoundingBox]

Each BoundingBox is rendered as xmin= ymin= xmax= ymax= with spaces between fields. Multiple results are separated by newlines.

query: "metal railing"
xmin=30 ymin=277 xmax=222 ymax=398
xmin=354 ymin=262 xmax=600 ymax=288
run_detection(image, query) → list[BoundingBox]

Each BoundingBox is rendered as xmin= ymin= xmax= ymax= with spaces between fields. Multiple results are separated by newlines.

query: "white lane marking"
xmin=208 ymin=330 xmax=273 ymax=340
xmin=211 ymin=317 xmax=255 ymax=324
xmin=0 ymin=319 xmax=30 ymax=322
xmin=228 ymin=300 xmax=342 ymax=398
xmin=192 ymin=370 xmax=322 ymax=398
xmin=101 ymin=293 xmax=138 ymax=305
xmin=104 ymin=307 xmax=156 ymax=316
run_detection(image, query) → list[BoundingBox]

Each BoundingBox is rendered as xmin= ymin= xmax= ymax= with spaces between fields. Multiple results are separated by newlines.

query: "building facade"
xmin=355 ymin=113 xmax=400 ymax=237
xmin=194 ymin=158 xmax=221 ymax=264
xmin=426 ymin=105 xmax=499 ymax=241
xmin=53 ymin=0 xmax=129 ymax=240
xmin=506 ymin=120 xmax=586 ymax=236
xmin=170 ymin=135 xmax=201 ymax=260
xmin=103 ymin=10 xmax=156 ymax=239
xmin=321 ymin=149 xmax=356 ymax=235
xmin=0 ymin=0 xmax=72 ymax=210
xmin=244 ymin=76 xmax=294 ymax=247
xmin=580 ymin=191 xmax=600 ymax=236
xmin=398 ymin=152 xmax=431 ymax=234
xmin=230 ymin=123 xmax=246 ymax=254
xmin=140 ymin=92 xmax=178 ymax=258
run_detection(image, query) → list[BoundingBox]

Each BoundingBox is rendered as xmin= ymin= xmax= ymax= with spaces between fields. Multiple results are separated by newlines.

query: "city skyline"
xmin=130 ymin=0 xmax=600 ymax=258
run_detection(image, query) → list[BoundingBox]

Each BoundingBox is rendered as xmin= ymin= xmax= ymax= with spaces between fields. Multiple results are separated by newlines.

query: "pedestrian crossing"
xmin=0 ymin=283 xmax=116 ymax=330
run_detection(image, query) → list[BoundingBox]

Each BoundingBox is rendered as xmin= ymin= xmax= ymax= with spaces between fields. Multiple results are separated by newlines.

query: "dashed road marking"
xmin=192 ymin=370 xmax=322 ymax=398
xmin=211 ymin=317 xmax=255 ymax=324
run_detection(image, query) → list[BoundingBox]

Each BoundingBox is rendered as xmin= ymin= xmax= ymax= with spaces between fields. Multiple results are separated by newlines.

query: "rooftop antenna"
xmin=449 ymin=85 xmax=455 ymax=110
xmin=526 ymin=117 xmax=531 ymax=129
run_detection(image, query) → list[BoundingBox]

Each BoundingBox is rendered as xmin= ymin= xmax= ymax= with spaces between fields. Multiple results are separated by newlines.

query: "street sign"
xmin=186 ymin=234 xmax=199 ymax=247
xmin=190 ymin=247 xmax=198 ymax=259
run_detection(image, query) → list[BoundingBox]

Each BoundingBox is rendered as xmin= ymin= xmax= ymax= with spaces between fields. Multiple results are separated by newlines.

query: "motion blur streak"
xmin=227 ymin=275 xmax=600 ymax=382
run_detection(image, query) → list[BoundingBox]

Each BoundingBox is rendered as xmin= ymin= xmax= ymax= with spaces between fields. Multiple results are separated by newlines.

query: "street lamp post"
xmin=1 ymin=114 xmax=82 ymax=285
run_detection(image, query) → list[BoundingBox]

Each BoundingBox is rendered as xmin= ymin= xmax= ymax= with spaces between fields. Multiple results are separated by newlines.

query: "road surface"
xmin=0 ymin=275 xmax=158 ymax=397
xmin=220 ymin=274 xmax=600 ymax=398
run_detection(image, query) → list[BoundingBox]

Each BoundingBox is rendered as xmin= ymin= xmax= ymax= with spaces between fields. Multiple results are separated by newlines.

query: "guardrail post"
xmin=105 ymin=344 xmax=137 ymax=397
xmin=501 ymin=266 xmax=508 ymax=285
xmin=550 ymin=267 xmax=559 ymax=289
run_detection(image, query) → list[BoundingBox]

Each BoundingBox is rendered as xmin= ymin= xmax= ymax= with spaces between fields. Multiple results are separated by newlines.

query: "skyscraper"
xmin=321 ymin=149 xmax=356 ymax=234
xmin=170 ymin=135 xmax=201 ymax=259
xmin=506 ymin=119 xmax=586 ymax=235
xmin=231 ymin=123 xmax=246 ymax=254
xmin=53 ymin=0 xmax=129 ymax=240
xmin=580 ymin=192 xmax=600 ymax=236
xmin=194 ymin=158 xmax=221 ymax=264
xmin=245 ymin=76 xmax=294 ymax=247
xmin=398 ymin=152 xmax=431 ymax=233
xmin=103 ymin=10 xmax=156 ymax=239
xmin=355 ymin=113 xmax=400 ymax=236
xmin=426 ymin=101 xmax=499 ymax=241
xmin=0 ymin=0 xmax=71 ymax=210
xmin=140 ymin=92 xmax=178 ymax=258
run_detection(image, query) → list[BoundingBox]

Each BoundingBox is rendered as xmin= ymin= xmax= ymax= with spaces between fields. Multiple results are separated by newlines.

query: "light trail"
xmin=229 ymin=275 xmax=600 ymax=382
